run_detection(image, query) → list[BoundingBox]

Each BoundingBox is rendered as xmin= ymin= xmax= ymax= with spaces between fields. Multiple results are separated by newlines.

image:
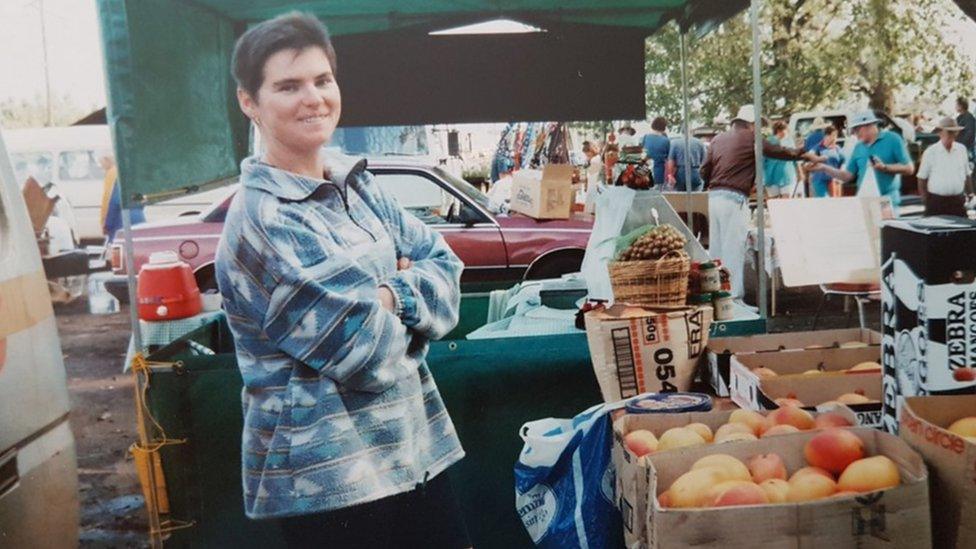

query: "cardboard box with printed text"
xmin=729 ymin=347 xmax=883 ymax=427
xmin=706 ymin=328 xmax=881 ymax=397
xmin=644 ymin=428 xmax=930 ymax=549
xmin=899 ymin=395 xmax=976 ymax=548
xmin=508 ymin=164 xmax=575 ymax=220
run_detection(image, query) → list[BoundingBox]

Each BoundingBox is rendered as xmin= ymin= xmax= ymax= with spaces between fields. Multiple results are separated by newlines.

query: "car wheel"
xmin=524 ymin=252 xmax=584 ymax=281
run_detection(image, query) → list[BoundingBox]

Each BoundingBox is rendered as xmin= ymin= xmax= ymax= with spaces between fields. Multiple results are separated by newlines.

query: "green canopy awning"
xmin=96 ymin=0 xmax=747 ymax=206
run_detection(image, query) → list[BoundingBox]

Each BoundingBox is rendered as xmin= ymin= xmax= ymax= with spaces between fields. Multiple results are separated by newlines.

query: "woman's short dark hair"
xmin=824 ymin=126 xmax=837 ymax=136
xmin=651 ymin=117 xmax=668 ymax=132
xmin=232 ymin=12 xmax=337 ymax=100
xmin=959 ymin=97 xmax=970 ymax=111
xmin=772 ymin=121 xmax=788 ymax=134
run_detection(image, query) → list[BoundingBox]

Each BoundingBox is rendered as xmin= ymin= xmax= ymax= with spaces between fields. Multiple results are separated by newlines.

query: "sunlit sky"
xmin=1 ymin=0 xmax=975 ymax=119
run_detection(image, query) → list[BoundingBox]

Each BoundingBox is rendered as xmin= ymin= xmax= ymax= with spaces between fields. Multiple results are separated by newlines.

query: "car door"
xmin=370 ymin=169 xmax=510 ymax=288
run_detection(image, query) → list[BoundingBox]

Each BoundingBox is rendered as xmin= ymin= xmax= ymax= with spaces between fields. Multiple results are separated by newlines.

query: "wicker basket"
xmin=608 ymin=250 xmax=690 ymax=309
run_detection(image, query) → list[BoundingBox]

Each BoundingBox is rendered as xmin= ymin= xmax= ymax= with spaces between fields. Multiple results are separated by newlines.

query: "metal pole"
xmin=37 ymin=0 xmax=52 ymax=126
xmin=122 ymin=207 xmax=162 ymax=548
xmin=750 ymin=0 xmax=768 ymax=320
xmin=679 ymin=31 xmax=694 ymax=236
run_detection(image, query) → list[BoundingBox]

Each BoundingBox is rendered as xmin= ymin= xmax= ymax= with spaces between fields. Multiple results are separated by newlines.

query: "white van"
xmin=5 ymin=125 xmax=225 ymax=244
xmin=0 ymin=129 xmax=79 ymax=544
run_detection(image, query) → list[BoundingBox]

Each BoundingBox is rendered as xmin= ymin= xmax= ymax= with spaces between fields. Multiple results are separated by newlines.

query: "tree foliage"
xmin=644 ymin=0 xmax=975 ymax=125
xmin=0 ymin=94 xmax=92 ymax=129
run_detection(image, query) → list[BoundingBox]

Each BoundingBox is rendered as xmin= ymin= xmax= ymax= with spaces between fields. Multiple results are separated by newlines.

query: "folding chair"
xmin=811 ymin=282 xmax=881 ymax=330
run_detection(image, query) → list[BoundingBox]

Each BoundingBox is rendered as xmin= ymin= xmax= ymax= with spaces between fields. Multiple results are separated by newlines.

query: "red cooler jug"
xmin=137 ymin=251 xmax=203 ymax=321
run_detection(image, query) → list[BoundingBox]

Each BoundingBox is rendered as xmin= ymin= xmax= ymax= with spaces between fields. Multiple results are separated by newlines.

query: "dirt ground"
xmin=56 ymin=283 xmax=877 ymax=548
xmin=57 ymin=300 xmax=148 ymax=548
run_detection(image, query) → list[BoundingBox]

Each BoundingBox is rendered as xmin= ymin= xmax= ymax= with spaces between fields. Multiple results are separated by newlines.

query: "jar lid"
xmin=625 ymin=392 xmax=713 ymax=414
xmin=687 ymin=293 xmax=713 ymax=304
xmin=699 ymin=261 xmax=716 ymax=269
xmin=713 ymin=291 xmax=733 ymax=299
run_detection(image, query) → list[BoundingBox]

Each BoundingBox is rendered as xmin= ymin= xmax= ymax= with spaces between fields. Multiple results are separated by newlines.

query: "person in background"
xmin=764 ymin=121 xmax=798 ymax=198
xmin=806 ymin=110 xmax=914 ymax=208
xmin=216 ymin=12 xmax=469 ymax=548
xmin=101 ymin=153 xmax=146 ymax=243
xmin=487 ymin=157 xmax=515 ymax=212
xmin=809 ymin=126 xmax=844 ymax=198
xmin=957 ymin=97 xmax=975 ymax=178
xmin=803 ymin=117 xmax=829 ymax=152
xmin=666 ymin=130 xmax=706 ymax=191
xmin=97 ymin=152 xmax=116 ymax=231
xmin=700 ymin=105 xmax=811 ymax=306
xmin=642 ymin=117 xmax=670 ymax=187
xmin=582 ymin=140 xmax=603 ymax=214
xmin=918 ymin=116 xmax=971 ymax=217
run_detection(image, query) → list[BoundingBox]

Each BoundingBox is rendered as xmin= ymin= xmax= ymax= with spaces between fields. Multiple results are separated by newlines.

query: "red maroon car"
xmin=107 ymin=158 xmax=593 ymax=298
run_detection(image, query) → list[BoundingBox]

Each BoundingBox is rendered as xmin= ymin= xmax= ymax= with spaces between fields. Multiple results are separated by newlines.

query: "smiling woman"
xmin=216 ymin=12 xmax=470 ymax=549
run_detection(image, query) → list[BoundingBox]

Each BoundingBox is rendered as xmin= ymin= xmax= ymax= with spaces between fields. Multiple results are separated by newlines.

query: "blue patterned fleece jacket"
xmin=214 ymin=151 xmax=464 ymax=519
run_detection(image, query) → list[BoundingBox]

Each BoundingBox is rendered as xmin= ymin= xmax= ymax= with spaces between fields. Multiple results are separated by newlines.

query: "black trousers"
xmin=924 ymin=193 xmax=966 ymax=217
xmin=277 ymin=472 xmax=471 ymax=549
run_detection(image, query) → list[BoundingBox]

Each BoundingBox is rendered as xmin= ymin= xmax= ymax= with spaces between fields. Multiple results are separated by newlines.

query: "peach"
xmin=669 ymin=467 xmax=726 ymax=508
xmin=685 ymin=422 xmax=714 ymax=442
xmin=837 ymin=456 xmax=901 ymax=493
xmin=814 ymin=412 xmax=854 ymax=429
xmin=759 ymin=478 xmax=789 ymax=503
xmin=761 ymin=424 xmax=800 ymax=438
xmin=624 ymin=429 xmax=658 ymax=457
xmin=786 ymin=473 xmax=837 ymax=502
xmin=774 ymin=397 xmax=805 ymax=408
xmin=836 ymin=393 xmax=873 ymax=405
xmin=707 ymin=481 xmax=769 ymax=507
xmin=748 ymin=453 xmax=787 ymax=483
xmin=790 ymin=466 xmax=834 ymax=482
xmin=847 ymin=361 xmax=881 ymax=372
xmin=765 ymin=406 xmax=815 ymax=431
xmin=657 ymin=490 xmax=672 ymax=508
xmin=715 ymin=432 xmax=758 ymax=444
xmin=657 ymin=427 xmax=706 ymax=451
xmin=714 ymin=422 xmax=754 ymax=441
xmin=947 ymin=416 xmax=976 ymax=438
xmin=692 ymin=454 xmax=751 ymax=481
xmin=804 ymin=428 xmax=865 ymax=474
xmin=728 ymin=409 xmax=767 ymax=435
xmin=752 ymin=367 xmax=779 ymax=379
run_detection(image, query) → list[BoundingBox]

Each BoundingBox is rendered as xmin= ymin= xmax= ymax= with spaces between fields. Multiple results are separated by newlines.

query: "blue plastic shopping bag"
xmin=515 ymin=402 xmax=625 ymax=548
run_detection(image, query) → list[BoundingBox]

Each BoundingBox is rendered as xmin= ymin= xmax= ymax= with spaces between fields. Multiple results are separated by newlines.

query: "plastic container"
xmin=624 ymin=392 xmax=713 ymax=415
xmin=699 ymin=261 xmax=721 ymax=292
xmin=137 ymin=251 xmax=202 ymax=321
xmin=713 ymin=290 xmax=734 ymax=321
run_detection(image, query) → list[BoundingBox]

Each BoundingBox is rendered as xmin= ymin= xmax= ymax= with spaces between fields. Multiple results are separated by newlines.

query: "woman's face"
xmin=239 ymin=46 xmax=341 ymax=156
xmin=823 ymin=132 xmax=836 ymax=146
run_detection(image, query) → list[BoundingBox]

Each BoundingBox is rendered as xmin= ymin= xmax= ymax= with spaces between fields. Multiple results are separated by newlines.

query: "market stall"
xmin=95 ymin=1 xmax=962 ymax=548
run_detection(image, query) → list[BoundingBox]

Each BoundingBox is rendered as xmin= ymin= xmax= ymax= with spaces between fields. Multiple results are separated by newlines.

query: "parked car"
xmin=0 ymin=129 xmax=79 ymax=545
xmin=106 ymin=158 xmax=593 ymax=301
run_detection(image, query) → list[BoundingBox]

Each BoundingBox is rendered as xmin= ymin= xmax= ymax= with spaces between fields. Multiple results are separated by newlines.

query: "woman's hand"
xmin=378 ymin=286 xmax=397 ymax=312
xmin=397 ymin=257 xmax=413 ymax=271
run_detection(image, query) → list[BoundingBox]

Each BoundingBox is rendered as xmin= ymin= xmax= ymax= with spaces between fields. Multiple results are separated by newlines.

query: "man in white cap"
xmin=807 ymin=110 xmax=914 ymax=207
xmin=917 ymin=116 xmax=971 ymax=217
xmin=700 ymin=105 xmax=811 ymax=303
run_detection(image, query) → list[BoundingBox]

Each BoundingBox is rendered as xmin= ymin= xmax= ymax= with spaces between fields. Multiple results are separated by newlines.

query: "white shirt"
xmin=918 ymin=141 xmax=969 ymax=196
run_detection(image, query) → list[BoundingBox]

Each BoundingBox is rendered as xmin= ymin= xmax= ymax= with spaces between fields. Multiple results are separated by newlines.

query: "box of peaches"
xmin=729 ymin=345 xmax=884 ymax=428
xmin=899 ymin=395 xmax=976 ymax=549
xmin=613 ymin=406 xmax=931 ymax=548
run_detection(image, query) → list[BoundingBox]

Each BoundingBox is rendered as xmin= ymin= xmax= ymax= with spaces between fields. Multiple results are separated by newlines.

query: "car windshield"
xmin=432 ymin=167 xmax=494 ymax=213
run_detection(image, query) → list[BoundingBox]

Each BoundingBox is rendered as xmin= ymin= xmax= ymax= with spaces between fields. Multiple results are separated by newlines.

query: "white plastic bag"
xmin=580 ymin=184 xmax=636 ymax=301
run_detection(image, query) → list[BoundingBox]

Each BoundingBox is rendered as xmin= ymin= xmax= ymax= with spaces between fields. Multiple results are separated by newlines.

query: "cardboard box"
xmin=612 ymin=407 xmax=857 ymax=548
xmin=509 ymin=164 xmax=575 ymax=219
xmin=730 ymin=347 xmax=883 ymax=427
xmin=643 ymin=428 xmax=931 ymax=548
xmin=706 ymin=328 xmax=881 ymax=397
xmin=585 ymin=305 xmax=712 ymax=402
xmin=881 ymin=218 xmax=976 ymax=434
xmin=899 ymin=395 xmax=976 ymax=548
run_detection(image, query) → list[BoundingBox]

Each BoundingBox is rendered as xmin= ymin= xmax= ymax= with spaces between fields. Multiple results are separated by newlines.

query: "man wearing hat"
xmin=917 ymin=117 xmax=971 ymax=217
xmin=700 ymin=105 xmax=812 ymax=303
xmin=807 ymin=110 xmax=914 ymax=207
